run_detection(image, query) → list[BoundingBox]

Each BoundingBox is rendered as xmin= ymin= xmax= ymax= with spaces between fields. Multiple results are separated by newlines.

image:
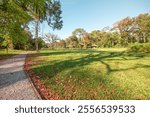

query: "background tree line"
xmin=54 ymin=13 xmax=150 ymax=49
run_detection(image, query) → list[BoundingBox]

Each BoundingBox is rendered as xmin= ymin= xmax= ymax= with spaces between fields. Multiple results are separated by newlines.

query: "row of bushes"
xmin=129 ymin=43 xmax=150 ymax=52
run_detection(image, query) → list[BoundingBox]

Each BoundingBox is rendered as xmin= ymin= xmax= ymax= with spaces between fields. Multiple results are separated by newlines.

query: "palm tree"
xmin=17 ymin=0 xmax=63 ymax=51
xmin=32 ymin=0 xmax=63 ymax=51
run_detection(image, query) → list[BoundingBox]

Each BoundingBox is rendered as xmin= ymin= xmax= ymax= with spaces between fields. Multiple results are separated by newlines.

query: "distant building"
xmin=67 ymin=44 xmax=73 ymax=49
xmin=92 ymin=44 xmax=98 ymax=48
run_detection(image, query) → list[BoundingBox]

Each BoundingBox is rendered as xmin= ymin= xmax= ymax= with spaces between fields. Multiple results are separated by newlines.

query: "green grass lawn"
xmin=30 ymin=48 xmax=150 ymax=100
xmin=0 ymin=49 xmax=25 ymax=60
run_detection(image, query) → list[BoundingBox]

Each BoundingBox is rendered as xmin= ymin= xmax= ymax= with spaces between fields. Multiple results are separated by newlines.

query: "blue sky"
xmin=42 ymin=0 xmax=150 ymax=39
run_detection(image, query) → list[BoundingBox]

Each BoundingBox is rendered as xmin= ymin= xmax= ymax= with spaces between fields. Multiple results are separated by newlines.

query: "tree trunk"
xmin=6 ymin=46 xmax=8 ymax=54
xmin=82 ymin=38 xmax=86 ymax=48
xmin=35 ymin=16 xmax=39 ymax=51
xmin=143 ymin=33 xmax=146 ymax=43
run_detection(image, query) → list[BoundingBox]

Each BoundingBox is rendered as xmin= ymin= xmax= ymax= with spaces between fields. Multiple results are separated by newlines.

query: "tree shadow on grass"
xmin=31 ymin=50 xmax=150 ymax=99
xmin=32 ymin=49 xmax=96 ymax=57
xmin=32 ymin=50 xmax=150 ymax=80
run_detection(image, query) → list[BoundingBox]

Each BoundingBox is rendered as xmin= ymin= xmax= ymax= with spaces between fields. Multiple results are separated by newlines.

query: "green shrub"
xmin=129 ymin=43 xmax=150 ymax=52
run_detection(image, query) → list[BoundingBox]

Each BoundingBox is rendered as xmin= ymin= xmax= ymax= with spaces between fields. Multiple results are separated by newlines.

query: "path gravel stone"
xmin=0 ymin=53 xmax=41 ymax=100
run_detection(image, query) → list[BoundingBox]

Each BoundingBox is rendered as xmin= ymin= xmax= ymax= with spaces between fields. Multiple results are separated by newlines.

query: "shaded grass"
xmin=30 ymin=48 xmax=150 ymax=99
xmin=0 ymin=49 xmax=25 ymax=60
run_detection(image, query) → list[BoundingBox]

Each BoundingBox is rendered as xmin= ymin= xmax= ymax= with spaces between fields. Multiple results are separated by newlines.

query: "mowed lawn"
xmin=0 ymin=49 xmax=25 ymax=60
xmin=30 ymin=48 xmax=150 ymax=100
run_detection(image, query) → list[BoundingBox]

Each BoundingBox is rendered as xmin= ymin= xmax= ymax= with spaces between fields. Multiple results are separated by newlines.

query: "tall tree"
xmin=135 ymin=13 xmax=150 ymax=43
xmin=0 ymin=0 xmax=32 ymax=51
xmin=16 ymin=0 xmax=63 ymax=51
xmin=0 ymin=0 xmax=31 ymax=35
xmin=44 ymin=33 xmax=59 ymax=49
xmin=72 ymin=28 xmax=86 ymax=48
xmin=113 ymin=17 xmax=134 ymax=46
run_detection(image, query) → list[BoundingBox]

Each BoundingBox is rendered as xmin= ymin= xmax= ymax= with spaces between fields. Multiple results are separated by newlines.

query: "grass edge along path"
xmin=24 ymin=53 xmax=60 ymax=100
xmin=0 ymin=50 xmax=25 ymax=60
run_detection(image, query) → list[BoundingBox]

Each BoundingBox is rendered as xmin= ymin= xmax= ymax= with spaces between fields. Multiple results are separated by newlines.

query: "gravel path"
xmin=0 ymin=53 xmax=41 ymax=100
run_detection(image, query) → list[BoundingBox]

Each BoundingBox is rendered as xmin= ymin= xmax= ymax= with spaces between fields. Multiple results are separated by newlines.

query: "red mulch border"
xmin=24 ymin=54 xmax=58 ymax=100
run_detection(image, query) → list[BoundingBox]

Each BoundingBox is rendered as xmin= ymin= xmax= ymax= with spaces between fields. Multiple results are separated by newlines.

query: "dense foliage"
xmin=59 ymin=13 xmax=150 ymax=51
xmin=0 ymin=0 xmax=63 ymax=51
xmin=129 ymin=43 xmax=150 ymax=52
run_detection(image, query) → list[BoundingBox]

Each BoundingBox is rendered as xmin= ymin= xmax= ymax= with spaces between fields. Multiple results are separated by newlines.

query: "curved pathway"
xmin=0 ymin=53 xmax=41 ymax=100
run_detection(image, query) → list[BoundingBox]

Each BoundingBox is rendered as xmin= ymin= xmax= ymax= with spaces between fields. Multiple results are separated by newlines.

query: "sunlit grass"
xmin=0 ymin=49 xmax=25 ymax=60
xmin=30 ymin=48 xmax=150 ymax=99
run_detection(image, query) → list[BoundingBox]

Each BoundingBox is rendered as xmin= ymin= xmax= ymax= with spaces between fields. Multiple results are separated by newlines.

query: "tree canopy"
xmin=0 ymin=0 xmax=63 ymax=51
xmin=64 ymin=13 xmax=150 ymax=49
